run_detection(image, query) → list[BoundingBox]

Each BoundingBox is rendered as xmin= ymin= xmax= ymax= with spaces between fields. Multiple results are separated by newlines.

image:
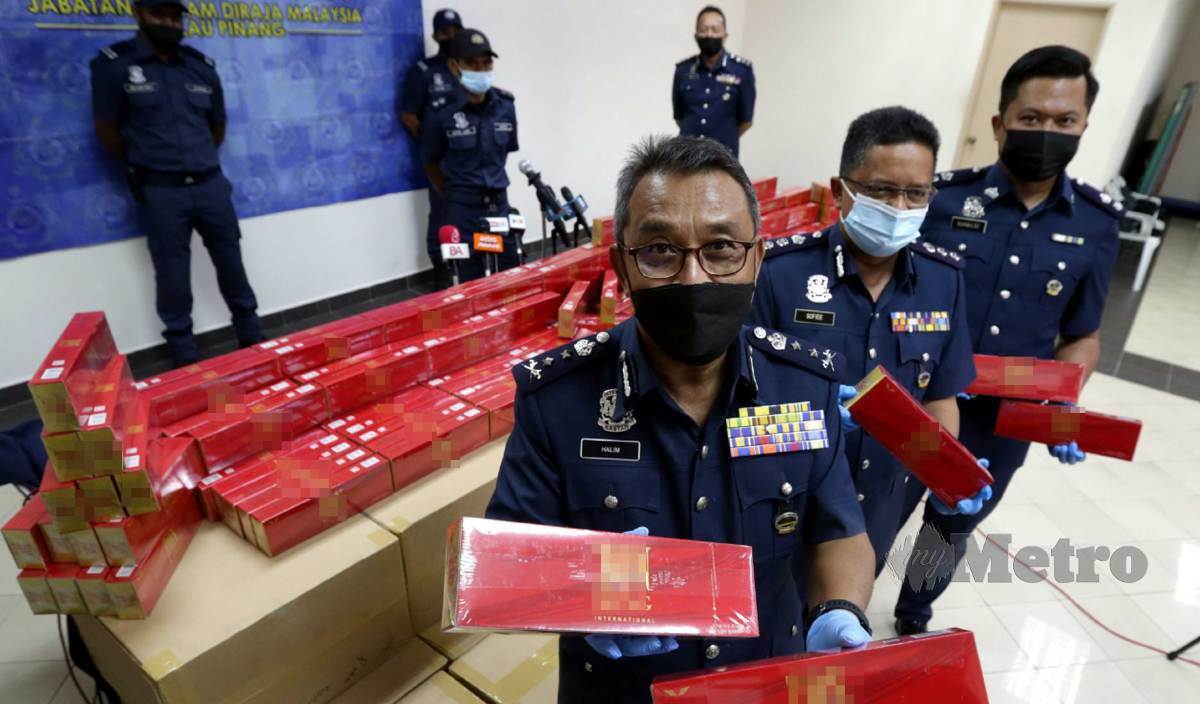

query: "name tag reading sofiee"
xmin=580 ymin=438 xmax=641 ymax=462
xmin=794 ymin=309 xmax=835 ymax=326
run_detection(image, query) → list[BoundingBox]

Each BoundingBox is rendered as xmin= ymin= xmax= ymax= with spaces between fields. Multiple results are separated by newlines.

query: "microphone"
xmin=437 ymin=225 xmax=465 ymax=286
xmin=560 ymin=186 xmax=592 ymax=240
xmin=437 ymin=225 xmax=460 ymax=244
xmin=518 ymin=159 xmax=571 ymax=247
xmin=507 ymin=207 xmax=527 ymax=264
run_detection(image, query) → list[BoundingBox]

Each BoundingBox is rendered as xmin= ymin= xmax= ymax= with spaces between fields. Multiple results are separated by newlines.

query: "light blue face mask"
xmin=841 ymin=183 xmax=928 ymax=257
xmin=460 ymin=69 xmax=493 ymax=95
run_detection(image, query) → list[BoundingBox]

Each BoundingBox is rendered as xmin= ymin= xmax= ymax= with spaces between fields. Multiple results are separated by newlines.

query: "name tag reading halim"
xmin=580 ymin=438 xmax=641 ymax=462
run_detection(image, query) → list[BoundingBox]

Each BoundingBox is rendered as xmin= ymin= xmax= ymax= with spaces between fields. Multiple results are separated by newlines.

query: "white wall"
xmin=1154 ymin=0 xmax=1200 ymax=200
xmin=739 ymin=0 xmax=1194 ymax=192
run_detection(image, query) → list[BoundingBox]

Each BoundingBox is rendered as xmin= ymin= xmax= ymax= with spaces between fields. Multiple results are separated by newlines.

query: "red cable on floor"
xmin=973 ymin=525 xmax=1200 ymax=667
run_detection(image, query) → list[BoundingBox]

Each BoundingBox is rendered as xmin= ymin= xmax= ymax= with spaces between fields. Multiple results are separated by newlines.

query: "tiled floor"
xmin=1124 ymin=218 xmax=1200 ymax=374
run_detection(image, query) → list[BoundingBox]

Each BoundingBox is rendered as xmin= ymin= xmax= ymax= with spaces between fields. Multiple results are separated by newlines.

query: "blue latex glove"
xmin=1048 ymin=440 xmax=1086 ymax=465
xmin=805 ymin=609 xmax=870 ymax=652
xmin=585 ymin=526 xmax=680 ymax=660
xmin=930 ymin=459 xmax=993 ymax=515
xmin=837 ymin=385 xmax=858 ymax=432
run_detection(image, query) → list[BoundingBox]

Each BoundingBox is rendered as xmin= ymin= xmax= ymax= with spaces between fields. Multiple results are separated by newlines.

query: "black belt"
xmin=131 ymin=166 xmax=221 ymax=188
xmin=445 ymin=187 xmax=507 ymax=206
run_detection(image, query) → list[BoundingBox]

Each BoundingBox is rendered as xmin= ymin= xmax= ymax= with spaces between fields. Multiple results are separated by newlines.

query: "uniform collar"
xmin=132 ymin=33 xmax=181 ymax=63
xmin=611 ymin=318 xmax=758 ymax=420
xmin=984 ymin=162 xmax=1076 ymax=215
xmin=824 ymin=223 xmax=917 ymax=290
xmin=694 ymin=50 xmax=727 ymax=73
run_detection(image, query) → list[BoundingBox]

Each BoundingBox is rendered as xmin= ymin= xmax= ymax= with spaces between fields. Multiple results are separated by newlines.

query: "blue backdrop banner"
xmin=0 ymin=1 xmax=426 ymax=260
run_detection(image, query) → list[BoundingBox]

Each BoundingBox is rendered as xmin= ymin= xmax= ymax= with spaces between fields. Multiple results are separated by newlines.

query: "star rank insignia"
xmin=542 ymin=356 xmax=554 ymax=366
xmin=984 ymin=186 xmax=999 ymax=199
xmin=791 ymin=340 xmax=802 ymax=351
xmin=561 ymin=349 xmax=572 ymax=360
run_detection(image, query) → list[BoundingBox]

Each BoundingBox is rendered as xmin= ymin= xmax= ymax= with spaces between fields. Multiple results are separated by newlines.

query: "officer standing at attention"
xmin=893 ymin=46 xmax=1121 ymax=635
xmin=90 ymin=0 xmax=262 ymax=367
xmin=750 ymin=107 xmax=992 ymax=578
xmin=487 ymin=136 xmax=875 ymax=703
xmin=673 ymin=5 xmax=755 ymax=158
xmin=398 ymin=8 xmax=464 ymax=288
xmin=420 ymin=28 xmax=519 ymax=282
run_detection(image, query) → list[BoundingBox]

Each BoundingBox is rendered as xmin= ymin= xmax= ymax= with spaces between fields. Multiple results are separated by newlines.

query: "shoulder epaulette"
xmin=492 ymin=87 xmax=515 ymax=101
xmin=730 ymin=53 xmax=752 ymax=67
xmin=763 ymin=231 xmax=824 ymax=259
xmin=932 ymin=166 xmax=987 ymax=187
xmin=746 ymin=327 xmax=839 ymax=381
xmin=677 ymin=55 xmax=697 ymax=66
xmin=910 ymin=239 xmax=964 ymax=269
xmin=1070 ymin=178 xmax=1123 ymax=218
xmin=181 ymin=45 xmax=214 ymax=67
xmin=94 ymin=40 xmax=133 ymax=63
xmin=513 ymin=331 xmax=618 ymax=393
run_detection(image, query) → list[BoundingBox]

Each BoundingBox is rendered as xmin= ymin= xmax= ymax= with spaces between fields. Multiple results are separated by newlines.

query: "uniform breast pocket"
xmin=896 ymin=333 xmax=945 ymax=401
xmin=492 ymin=123 xmax=512 ymax=147
xmin=563 ymin=464 xmax=660 ymax=534
xmin=1029 ymin=248 xmax=1089 ymax=310
xmin=126 ymin=88 xmax=166 ymax=121
xmin=185 ymin=88 xmax=212 ymax=114
xmin=733 ymin=455 xmax=813 ymax=563
xmin=447 ymin=131 xmax=478 ymax=151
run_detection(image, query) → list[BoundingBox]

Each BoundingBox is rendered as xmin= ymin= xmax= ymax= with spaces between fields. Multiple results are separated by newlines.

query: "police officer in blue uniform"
xmin=399 ymin=8 xmax=464 ymax=287
xmin=893 ymin=46 xmax=1122 ymax=634
xmin=90 ymin=0 xmax=262 ymax=367
xmin=420 ymin=28 xmax=519 ymax=282
xmin=673 ymin=5 xmax=755 ymax=158
xmin=487 ymin=136 xmax=875 ymax=703
xmin=751 ymin=107 xmax=991 ymax=578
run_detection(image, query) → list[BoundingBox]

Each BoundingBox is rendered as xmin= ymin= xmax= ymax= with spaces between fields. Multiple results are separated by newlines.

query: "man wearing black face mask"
xmin=90 ymin=0 xmax=262 ymax=367
xmin=672 ymin=5 xmax=755 ymax=158
xmin=893 ymin=45 xmax=1122 ymax=634
xmin=487 ymin=136 xmax=874 ymax=703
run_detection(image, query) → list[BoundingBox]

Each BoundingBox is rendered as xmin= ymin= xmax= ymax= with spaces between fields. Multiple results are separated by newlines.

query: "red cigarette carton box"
xmin=3 ymin=495 xmax=51 ymax=569
xmin=75 ymin=564 xmax=116 ymax=616
xmin=47 ymin=562 xmax=89 ymax=614
xmin=67 ymin=526 xmax=107 ymax=566
xmin=38 ymin=464 xmax=88 ymax=532
xmin=846 ymin=366 xmax=993 ymax=506
xmin=780 ymin=186 xmax=811 ymax=208
xmin=117 ymin=436 xmax=204 ymax=516
xmin=994 ymin=400 xmax=1142 ymax=461
xmin=18 ymin=568 xmax=58 ymax=614
xmin=558 ymin=280 xmax=591 ymax=338
xmin=966 ymin=354 xmax=1085 ymax=404
xmin=75 ymin=354 xmax=138 ymax=475
xmin=365 ymin=300 xmax=425 ymax=343
xmin=443 ymin=517 xmax=759 ymax=637
xmin=42 ymin=429 xmax=88 ymax=482
xmin=77 ymin=475 xmax=124 ymax=521
xmin=650 ymin=628 xmax=987 ymax=703
xmin=95 ymin=479 xmax=200 ymax=566
xmin=141 ymin=350 xmax=281 ymax=427
xmin=29 ymin=312 xmax=118 ymax=433
xmin=38 ymin=514 xmax=77 ymax=563
xmin=599 ymin=270 xmax=621 ymax=325
xmin=751 ymin=177 xmax=777 ymax=201
xmin=257 ymin=335 xmax=331 ymax=377
xmin=105 ymin=511 xmax=200 ymax=619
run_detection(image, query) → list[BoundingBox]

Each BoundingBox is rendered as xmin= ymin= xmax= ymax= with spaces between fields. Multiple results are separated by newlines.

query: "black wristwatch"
xmin=805 ymin=599 xmax=872 ymax=636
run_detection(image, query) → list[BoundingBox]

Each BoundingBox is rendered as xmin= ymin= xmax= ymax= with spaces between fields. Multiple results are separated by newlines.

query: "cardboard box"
xmin=76 ymin=514 xmax=412 ymax=704
xmin=966 ymin=354 xmax=1085 ymax=404
xmin=95 ymin=481 xmax=202 ymax=566
xmin=328 ymin=637 xmax=446 ymax=704
xmin=2 ymin=494 xmax=51 ymax=569
xmin=47 ymin=562 xmax=89 ymax=614
xmin=401 ymin=672 xmax=485 ymax=703
xmin=18 ymin=568 xmax=59 ymax=614
xmin=444 ymin=517 xmax=759 ymax=638
xmin=29 ymin=312 xmax=118 ymax=433
xmin=367 ymin=439 xmax=506 ymax=658
xmin=67 ymin=525 xmax=108 ymax=566
xmin=650 ymin=628 xmax=987 ymax=703
xmin=448 ymin=633 xmax=559 ymax=704
xmin=846 ymin=365 xmax=994 ymax=506
xmin=994 ymin=400 xmax=1143 ymax=461
xmin=76 ymin=564 xmax=116 ymax=616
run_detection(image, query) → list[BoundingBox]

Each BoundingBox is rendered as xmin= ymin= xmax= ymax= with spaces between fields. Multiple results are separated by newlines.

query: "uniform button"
xmin=1057 ymin=261 xmax=1066 ymax=271
xmin=957 ymin=243 xmax=967 ymax=252
xmin=989 ymin=325 xmax=1000 ymax=336
xmin=1020 ymin=221 xmax=1030 ymax=229
xmin=753 ymin=327 xmax=767 ymax=339
xmin=1000 ymin=289 xmax=1011 ymax=300
xmin=604 ymin=495 xmax=619 ymax=510
xmin=701 ymin=118 xmax=707 ymax=125
xmin=856 ymin=493 xmax=865 ymax=502
xmin=873 ymin=312 xmax=880 ymax=319
xmin=701 ymin=444 xmax=709 ymax=460
xmin=904 ymin=475 xmax=910 ymax=484
xmin=703 ymin=103 xmax=708 ymax=109
xmin=780 ymin=482 xmax=793 ymax=497
xmin=861 ymin=459 xmax=870 ymax=470
xmin=705 ymin=87 xmax=711 ymax=93
xmin=1009 ymin=255 xmax=1020 ymax=265
xmin=695 ymin=496 xmax=710 ymax=512
xmin=585 ymin=662 xmax=593 ymax=673
xmin=705 ymin=644 xmax=720 ymax=660
xmin=868 ymin=348 xmax=877 ymax=359
xmin=791 ymin=624 xmax=799 ymax=637
xmin=921 ymin=352 xmax=930 ymax=362
xmin=484 ymin=196 xmax=491 ymax=204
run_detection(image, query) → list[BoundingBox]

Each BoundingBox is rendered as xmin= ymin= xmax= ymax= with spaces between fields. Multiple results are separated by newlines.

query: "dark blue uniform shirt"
xmin=921 ymin=164 xmax=1122 ymax=358
xmin=398 ymin=53 xmax=464 ymax=123
xmin=673 ymin=51 xmax=756 ymax=157
xmin=486 ymin=320 xmax=865 ymax=702
xmin=750 ymin=225 xmax=976 ymax=569
xmin=420 ymin=87 xmax=518 ymax=191
xmin=89 ymin=35 xmax=225 ymax=172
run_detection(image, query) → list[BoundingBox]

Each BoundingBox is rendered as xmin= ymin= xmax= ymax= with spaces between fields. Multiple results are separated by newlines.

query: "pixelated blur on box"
xmin=994 ymin=399 xmax=1142 ymax=460
xmin=847 ymin=366 xmax=993 ymax=505
xmin=966 ymin=354 xmax=1084 ymax=404
xmin=443 ymin=517 xmax=759 ymax=638
xmin=651 ymin=628 xmax=987 ymax=703
xmin=28 ymin=312 xmax=118 ymax=434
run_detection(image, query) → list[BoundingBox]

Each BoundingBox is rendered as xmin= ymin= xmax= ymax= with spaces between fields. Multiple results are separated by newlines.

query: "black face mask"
xmin=631 ymin=282 xmax=755 ymax=366
xmin=1000 ymin=129 xmax=1080 ymax=182
xmin=143 ymin=24 xmax=184 ymax=53
xmin=436 ymin=38 xmax=452 ymax=55
xmin=695 ymin=36 xmax=723 ymax=58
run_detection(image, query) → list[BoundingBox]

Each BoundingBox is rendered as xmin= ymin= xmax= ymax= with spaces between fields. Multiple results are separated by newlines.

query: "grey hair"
xmin=613 ymin=135 xmax=760 ymax=244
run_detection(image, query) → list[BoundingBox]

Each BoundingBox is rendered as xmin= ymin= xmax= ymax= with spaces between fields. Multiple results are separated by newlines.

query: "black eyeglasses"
xmin=620 ymin=239 xmax=758 ymax=279
xmin=842 ymin=178 xmax=937 ymax=207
